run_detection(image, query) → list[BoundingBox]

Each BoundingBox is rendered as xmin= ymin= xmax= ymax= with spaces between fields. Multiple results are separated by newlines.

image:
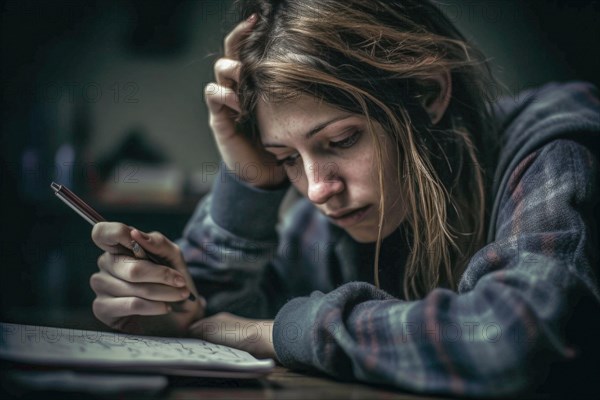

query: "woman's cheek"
xmin=286 ymin=164 xmax=307 ymax=192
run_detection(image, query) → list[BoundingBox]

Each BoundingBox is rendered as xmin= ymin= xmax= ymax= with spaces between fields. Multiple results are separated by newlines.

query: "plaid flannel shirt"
xmin=177 ymin=81 xmax=600 ymax=397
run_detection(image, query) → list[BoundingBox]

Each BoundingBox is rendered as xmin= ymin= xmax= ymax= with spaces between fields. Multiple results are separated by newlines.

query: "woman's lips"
xmin=327 ymin=205 xmax=371 ymax=227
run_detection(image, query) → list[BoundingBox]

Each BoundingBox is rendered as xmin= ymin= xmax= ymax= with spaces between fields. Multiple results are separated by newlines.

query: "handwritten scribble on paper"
xmin=0 ymin=322 xmax=274 ymax=372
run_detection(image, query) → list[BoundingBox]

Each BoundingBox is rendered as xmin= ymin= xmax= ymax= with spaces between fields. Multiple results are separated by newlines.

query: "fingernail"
xmin=166 ymin=304 xmax=172 ymax=313
xmin=174 ymin=276 xmax=186 ymax=287
xmin=131 ymin=241 xmax=141 ymax=254
xmin=180 ymin=289 xmax=190 ymax=299
xmin=246 ymin=13 xmax=257 ymax=23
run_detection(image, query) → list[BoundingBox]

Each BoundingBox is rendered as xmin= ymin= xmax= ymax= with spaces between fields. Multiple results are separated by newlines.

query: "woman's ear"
xmin=418 ymin=70 xmax=452 ymax=125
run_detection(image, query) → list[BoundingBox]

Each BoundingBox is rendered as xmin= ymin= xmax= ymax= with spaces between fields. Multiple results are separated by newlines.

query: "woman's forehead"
xmin=257 ymin=97 xmax=355 ymax=143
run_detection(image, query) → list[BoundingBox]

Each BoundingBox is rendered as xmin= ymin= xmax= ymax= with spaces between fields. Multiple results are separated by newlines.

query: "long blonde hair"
xmin=235 ymin=0 xmax=499 ymax=299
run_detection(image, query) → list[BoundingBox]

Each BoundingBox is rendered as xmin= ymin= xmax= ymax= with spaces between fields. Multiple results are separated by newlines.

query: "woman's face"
xmin=257 ymin=95 xmax=407 ymax=243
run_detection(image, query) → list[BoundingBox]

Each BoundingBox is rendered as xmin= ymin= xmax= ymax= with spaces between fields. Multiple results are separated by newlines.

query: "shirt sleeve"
xmin=175 ymin=164 xmax=291 ymax=319
xmin=272 ymin=139 xmax=600 ymax=396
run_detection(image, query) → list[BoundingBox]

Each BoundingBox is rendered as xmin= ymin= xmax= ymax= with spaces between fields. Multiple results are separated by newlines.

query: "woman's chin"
xmin=346 ymin=222 xmax=403 ymax=244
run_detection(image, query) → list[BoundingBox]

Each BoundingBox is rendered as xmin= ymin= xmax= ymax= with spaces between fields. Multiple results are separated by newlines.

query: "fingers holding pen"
xmin=92 ymin=296 xmax=172 ymax=320
xmin=129 ymin=229 xmax=199 ymax=301
xmin=90 ymin=272 xmax=190 ymax=303
xmin=130 ymin=229 xmax=184 ymax=267
xmin=91 ymin=222 xmax=135 ymax=255
xmin=97 ymin=252 xmax=187 ymax=288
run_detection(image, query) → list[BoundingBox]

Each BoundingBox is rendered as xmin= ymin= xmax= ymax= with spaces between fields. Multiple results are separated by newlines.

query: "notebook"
xmin=0 ymin=322 xmax=275 ymax=378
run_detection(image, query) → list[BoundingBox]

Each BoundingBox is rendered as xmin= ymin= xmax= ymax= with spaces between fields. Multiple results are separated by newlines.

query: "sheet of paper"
xmin=0 ymin=322 xmax=274 ymax=373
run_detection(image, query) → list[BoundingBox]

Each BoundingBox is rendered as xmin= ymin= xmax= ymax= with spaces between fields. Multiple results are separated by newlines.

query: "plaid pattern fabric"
xmin=177 ymin=81 xmax=600 ymax=396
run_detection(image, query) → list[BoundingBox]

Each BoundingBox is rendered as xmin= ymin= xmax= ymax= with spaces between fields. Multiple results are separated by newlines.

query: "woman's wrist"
xmin=187 ymin=313 xmax=278 ymax=360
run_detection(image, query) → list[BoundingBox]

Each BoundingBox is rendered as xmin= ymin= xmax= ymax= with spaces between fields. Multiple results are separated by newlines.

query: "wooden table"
xmin=163 ymin=366 xmax=441 ymax=400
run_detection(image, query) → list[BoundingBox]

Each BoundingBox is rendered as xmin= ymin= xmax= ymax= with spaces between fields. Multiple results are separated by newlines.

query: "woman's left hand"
xmin=188 ymin=312 xmax=277 ymax=361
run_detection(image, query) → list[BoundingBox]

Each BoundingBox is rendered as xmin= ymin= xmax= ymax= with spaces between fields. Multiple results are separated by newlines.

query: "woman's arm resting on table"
xmin=176 ymin=164 xmax=291 ymax=319
xmin=271 ymin=140 xmax=600 ymax=397
xmin=188 ymin=313 xmax=277 ymax=360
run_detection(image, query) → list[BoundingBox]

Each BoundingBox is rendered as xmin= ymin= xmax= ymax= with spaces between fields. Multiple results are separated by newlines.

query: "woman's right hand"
xmin=204 ymin=14 xmax=288 ymax=189
xmin=90 ymin=222 xmax=205 ymax=337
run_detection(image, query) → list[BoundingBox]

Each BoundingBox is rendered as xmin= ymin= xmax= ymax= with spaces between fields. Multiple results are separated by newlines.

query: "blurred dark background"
xmin=1 ymin=0 xmax=599 ymax=327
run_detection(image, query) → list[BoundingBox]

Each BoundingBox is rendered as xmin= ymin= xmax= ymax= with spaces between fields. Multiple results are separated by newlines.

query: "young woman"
xmin=89 ymin=0 xmax=600 ymax=396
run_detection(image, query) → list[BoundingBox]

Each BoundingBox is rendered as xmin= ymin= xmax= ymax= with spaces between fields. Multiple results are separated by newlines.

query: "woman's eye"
xmin=274 ymin=131 xmax=361 ymax=167
xmin=331 ymin=131 xmax=361 ymax=149
xmin=276 ymin=153 xmax=301 ymax=167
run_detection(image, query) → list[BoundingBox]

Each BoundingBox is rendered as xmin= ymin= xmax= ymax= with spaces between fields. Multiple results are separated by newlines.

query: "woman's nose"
xmin=306 ymin=161 xmax=344 ymax=204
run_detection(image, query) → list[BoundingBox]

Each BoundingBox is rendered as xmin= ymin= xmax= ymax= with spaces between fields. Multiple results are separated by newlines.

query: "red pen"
xmin=50 ymin=181 xmax=196 ymax=302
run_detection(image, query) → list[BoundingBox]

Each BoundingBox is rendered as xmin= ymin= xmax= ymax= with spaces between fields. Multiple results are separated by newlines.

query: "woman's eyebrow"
xmin=263 ymin=115 xmax=353 ymax=148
